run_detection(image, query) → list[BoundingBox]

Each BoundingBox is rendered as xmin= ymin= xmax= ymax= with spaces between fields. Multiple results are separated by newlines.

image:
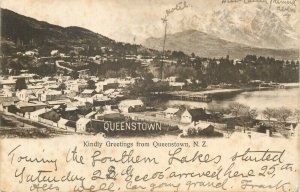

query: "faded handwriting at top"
xmin=162 ymin=1 xmax=191 ymax=21
xmin=222 ymin=0 xmax=297 ymax=16
xmin=221 ymin=0 xmax=297 ymax=9
xmin=222 ymin=0 xmax=268 ymax=4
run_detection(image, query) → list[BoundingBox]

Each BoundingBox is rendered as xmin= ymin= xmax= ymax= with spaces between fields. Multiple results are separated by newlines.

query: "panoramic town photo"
xmin=0 ymin=0 xmax=299 ymax=139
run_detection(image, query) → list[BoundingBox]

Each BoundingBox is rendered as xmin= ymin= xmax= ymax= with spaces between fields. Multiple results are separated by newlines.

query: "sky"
xmin=0 ymin=0 xmax=220 ymax=42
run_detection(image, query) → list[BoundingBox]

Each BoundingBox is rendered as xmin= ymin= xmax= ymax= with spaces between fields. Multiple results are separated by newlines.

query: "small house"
xmin=81 ymin=89 xmax=96 ymax=98
xmin=0 ymin=97 xmax=19 ymax=112
xmin=118 ymin=99 xmax=144 ymax=113
xmin=40 ymin=110 xmax=60 ymax=123
xmin=163 ymin=108 xmax=180 ymax=118
xmin=57 ymin=118 xmax=69 ymax=129
xmin=16 ymin=101 xmax=47 ymax=114
xmin=76 ymin=118 xmax=91 ymax=132
xmin=180 ymin=109 xmax=192 ymax=124
xmin=30 ymin=108 xmax=49 ymax=121
xmin=180 ymin=108 xmax=208 ymax=124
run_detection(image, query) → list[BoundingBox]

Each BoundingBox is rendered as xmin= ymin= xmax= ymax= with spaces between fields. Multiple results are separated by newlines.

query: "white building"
xmin=16 ymin=89 xmax=35 ymax=101
xmin=166 ymin=76 xmax=177 ymax=82
xmin=163 ymin=108 xmax=180 ymax=118
xmin=51 ymin=50 xmax=59 ymax=56
xmin=30 ymin=108 xmax=50 ymax=121
xmin=40 ymin=90 xmax=64 ymax=102
xmin=118 ymin=99 xmax=143 ymax=113
xmin=57 ymin=118 xmax=69 ymax=129
xmin=180 ymin=109 xmax=192 ymax=124
xmin=76 ymin=118 xmax=91 ymax=132
xmin=25 ymin=50 xmax=38 ymax=56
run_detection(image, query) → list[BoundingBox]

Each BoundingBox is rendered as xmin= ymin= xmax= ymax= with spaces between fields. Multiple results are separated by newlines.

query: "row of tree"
xmin=162 ymin=54 xmax=299 ymax=85
xmin=263 ymin=108 xmax=299 ymax=125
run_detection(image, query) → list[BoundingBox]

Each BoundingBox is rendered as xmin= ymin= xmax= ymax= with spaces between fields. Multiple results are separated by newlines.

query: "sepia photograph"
xmin=0 ymin=0 xmax=299 ymax=191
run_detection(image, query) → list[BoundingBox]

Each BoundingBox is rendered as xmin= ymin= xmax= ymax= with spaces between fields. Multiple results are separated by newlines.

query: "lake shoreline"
xmin=166 ymin=82 xmax=299 ymax=101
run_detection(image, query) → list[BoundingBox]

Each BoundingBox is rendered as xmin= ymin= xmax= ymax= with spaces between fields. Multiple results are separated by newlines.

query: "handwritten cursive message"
xmin=221 ymin=0 xmax=297 ymax=17
xmin=162 ymin=1 xmax=191 ymax=21
xmin=1 ymin=138 xmax=298 ymax=192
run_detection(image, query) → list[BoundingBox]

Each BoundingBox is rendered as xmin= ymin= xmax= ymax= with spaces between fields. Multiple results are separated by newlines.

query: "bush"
xmin=187 ymin=127 xmax=197 ymax=136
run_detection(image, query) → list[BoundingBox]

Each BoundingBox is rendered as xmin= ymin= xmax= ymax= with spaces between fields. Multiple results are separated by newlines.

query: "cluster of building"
xmin=1 ymin=48 xmax=299 ymax=138
xmin=0 ymin=72 xmax=149 ymax=133
xmin=0 ymin=70 xmax=298 ymax=139
xmin=0 ymin=69 xmax=223 ymax=136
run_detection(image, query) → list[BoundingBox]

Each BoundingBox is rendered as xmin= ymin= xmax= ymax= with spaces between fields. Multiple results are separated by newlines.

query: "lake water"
xmin=166 ymin=87 xmax=300 ymax=112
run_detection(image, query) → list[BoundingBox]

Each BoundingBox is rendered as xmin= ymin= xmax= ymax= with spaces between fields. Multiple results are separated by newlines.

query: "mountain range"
xmin=121 ymin=4 xmax=299 ymax=50
xmin=0 ymin=8 xmax=156 ymax=56
xmin=141 ymin=4 xmax=299 ymax=59
xmin=173 ymin=4 xmax=299 ymax=49
xmin=142 ymin=29 xmax=299 ymax=59
xmin=1 ymin=7 xmax=299 ymax=59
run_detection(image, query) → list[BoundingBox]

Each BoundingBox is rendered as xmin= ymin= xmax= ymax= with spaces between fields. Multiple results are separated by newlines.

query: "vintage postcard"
xmin=0 ymin=0 xmax=299 ymax=191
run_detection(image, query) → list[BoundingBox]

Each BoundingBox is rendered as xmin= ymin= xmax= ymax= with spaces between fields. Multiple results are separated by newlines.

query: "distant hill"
xmin=116 ymin=4 xmax=299 ymax=49
xmin=0 ymin=8 xmax=157 ymax=56
xmin=143 ymin=30 xmax=299 ymax=59
xmin=176 ymin=5 xmax=300 ymax=50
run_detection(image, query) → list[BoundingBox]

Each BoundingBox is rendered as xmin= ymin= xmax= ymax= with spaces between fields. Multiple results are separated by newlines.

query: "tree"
xmin=294 ymin=109 xmax=300 ymax=123
xmin=118 ymin=68 xmax=128 ymax=78
xmin=15 ymin=78 xmax=27 ymax=91
xmin=228 ymin=102 xmax=249 ymax=117
xmin=274 ymin=107 xmax=292 ymax=124
xmin=58 ymin=83 xmax=66 ymax=90
xmin=248 ymin=109 xmax=258 ymax=120
xmin=87 ymin=80 xmax=96 ymax=90
xmin=127 ymin=72 xmax=170 ymax=97
xmin=0 ymin=57 xmax=9 ymax=75
xmin=71 ymin=71 xmax=79 ymax=79
xmin=105 ymin=70 xmax=117 ymax=78
xmin=63 ymin=68 xmax=68 ymax=76
xmin=9 ymin=60 xmax=22 ymax=75
xmin=262 ymin=108 xmax=275 ymax=124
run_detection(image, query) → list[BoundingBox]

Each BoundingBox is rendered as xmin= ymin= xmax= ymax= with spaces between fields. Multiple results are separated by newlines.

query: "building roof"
xmin=164 ymin=107 xmax=180 ymax=114
xmin=103 ymin=109 xmax=120 ymax=115
xmin=43 ymin=90 xmax=62 ymax=95
xmin=30 ymin=108 xmax=49 ymax=116
xmin=77 ymin=118 xmax=90 ymax=125
xmin=104 ymin=113 xmax=125 ymax=121
xmin=58 ymin=118 xmax=69 ymax=125
xmin=66 ymin=101 xmax=86 ymax=108
xmin=104 ymin=89 xmax=115 ymax=94
xmin=47 ymin=99 xmax=71 ymax=105
xmin=181 ymin=109 xmax=191 ymax=117
xmin=66 ymin=120 xmax=76 ymax=128
xmin=192 ymin=121 xmax=212 ymax=130
xmin=1 ymin=102 xmax=15 ymax=107
xmin=27 ymin=85 xmax=44 ymax=89
xmin=188 ymin=108 xmax=206 ymax=117
xmin=94 ymin=97 xmax=111 ymax=101
xmin=17 ymin=89 xmax=34 ymax=94
xmin=65 ymin=107 xmax=78 ymax=111
xmin=0 ymin=79 xmax=16 ymax=85
xmin=85 ymin=111 xmax=97 ymax=118
xmin=93 ymin=94 xmax=104 ymax=98
xmin=119 ymin=99 xmax=143 ymax=107
xmin=0 ymin=97 xmax=19 ymax=104
xmin=17 ymin=101 xmax=47 ymax=108
xmin=82 ymin=89 xmax=95 ymax=94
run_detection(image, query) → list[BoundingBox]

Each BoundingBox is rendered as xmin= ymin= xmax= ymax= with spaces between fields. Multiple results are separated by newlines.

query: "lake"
xmin=166 ymin=87 xmax=300 ymax=112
